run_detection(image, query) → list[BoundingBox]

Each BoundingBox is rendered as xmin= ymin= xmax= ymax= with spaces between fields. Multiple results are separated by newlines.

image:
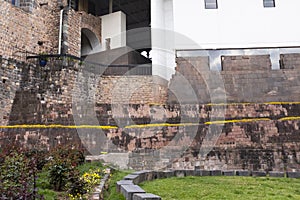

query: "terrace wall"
xmin=1 ymin=54 xmax=300 ymax=172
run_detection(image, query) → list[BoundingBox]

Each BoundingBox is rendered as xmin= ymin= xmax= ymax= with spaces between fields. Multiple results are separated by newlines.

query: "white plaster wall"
xmin=172 ymin=0 xmax=300 ymax=49
xmin=101 ymin=11 xmax=126 ymax=50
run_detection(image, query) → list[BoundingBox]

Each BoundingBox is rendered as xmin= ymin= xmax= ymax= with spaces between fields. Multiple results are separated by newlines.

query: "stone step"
xmin=133 ymin=193 xmax=162 ymax=200
xmin=116 ymin=180 xmax=134 ymax=193
xmin=121 ymin=184 xmax=145 ymax=200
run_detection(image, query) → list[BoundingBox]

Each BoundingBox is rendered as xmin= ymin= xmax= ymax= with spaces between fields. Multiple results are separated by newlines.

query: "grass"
xmin=103 ymin=169 xmax=133 ymax=200
xmin=139 ymin=176 xmax=300 ymax=200
xmin=76 ymin=161 xmax=104 ymax=174
xmin=36 ymin=170 xmax=61 ymax=200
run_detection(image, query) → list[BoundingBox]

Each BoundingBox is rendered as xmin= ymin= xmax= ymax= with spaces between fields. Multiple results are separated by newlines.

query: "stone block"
xmin=223 ymin=170 xmax=235 ymax=176
xmin=194 ymin=170 xmax=201 ymax=176
xmin=145 ymin=171 xmax=155 ymax=181
xmin=174 ymin=170 xmax=186 ymax=177
xmin=121 ymin=184 xmax=145 ymax=200
xmin=236 ymin=170 xmax=251 ymax=176
xmin=211 ymin=170 xmax=222 ymax=176
xmin=252 ymin=171 xmax=266 ymax=177
xmin=269 ymin=171 xmax=285 ymax=178
xmin=132 ymin=171 xmax=150 ymax=184
xmin=185 ymin=170 xmax=195 ymax=177
xmin=200 ymin=170 xmax=211 ymax=176
xmin=287 ymin=172 xmax=300 ymax=178
xmin=154 ymin=171 xmax=166 ymax=179
xmin=116 ymin=180 xmax=133 ymax=193
xmin=124 ymin=174 xmax=140 ymax=184
xmin=133 ymin=193 xmax=161 ymax=200
xmin=163 ymin=170 xmax=175 ymax=178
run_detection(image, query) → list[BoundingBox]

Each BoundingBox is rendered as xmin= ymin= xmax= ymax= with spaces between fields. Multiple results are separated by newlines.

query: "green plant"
xmin=48 ymin=160 xmax=72 ymax=191
xmin=46 ymin=145 xmax=86 ymax=192
xmin=50 ymin=144 xmax=85 ymax=167
xmin=104 ymin=170 xmax=132 ymax=200
xmin=25 ymin=148 xmax=48 ymax=170
xmin=68 ymin=169 xmax=87 ymax=199
xmin=0 ymin=150 xmax=43 ymax=199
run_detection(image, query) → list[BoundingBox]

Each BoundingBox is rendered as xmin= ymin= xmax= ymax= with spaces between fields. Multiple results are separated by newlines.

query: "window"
xmin=11 ymin=0 xmax=19 ymax=6
xmin=263 ymin=0 xmax=275 ymax=8
xmin=6 ymin=0 xmax=35 ymax=12
xmin=205 ymin=0 xmax=218 ymax=9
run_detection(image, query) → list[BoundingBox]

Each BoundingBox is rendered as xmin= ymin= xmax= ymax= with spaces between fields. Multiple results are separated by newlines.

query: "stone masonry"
xmin=1 ymin=50 xmax=300 ymax=171
xmin=0 ymin=0 xmax=101 ymax=59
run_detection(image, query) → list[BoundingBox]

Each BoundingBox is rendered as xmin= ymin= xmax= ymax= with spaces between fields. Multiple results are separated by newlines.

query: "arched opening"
xmin=81 ymin=28 xmax=101 ymax=58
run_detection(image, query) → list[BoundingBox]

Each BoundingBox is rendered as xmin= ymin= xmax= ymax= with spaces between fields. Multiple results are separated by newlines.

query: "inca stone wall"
xmin=63 ymin=9 xmax=101 ymax=56
xmin=0 ymin=56 xmax=168 ymax=151
xmin=169 ymin=55 xmax=300 ymax=103
xmin=0 ymin=0 xmax=61 ymax=59
xmin=0 ymin=0 xmax=101 ymax=59
xmin=1 ymin=54 xmax=300 ymax=172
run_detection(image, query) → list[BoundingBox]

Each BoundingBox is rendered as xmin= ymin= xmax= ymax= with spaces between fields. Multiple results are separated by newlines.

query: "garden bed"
xmin=0 ymin=143 xmax=110 ymax=199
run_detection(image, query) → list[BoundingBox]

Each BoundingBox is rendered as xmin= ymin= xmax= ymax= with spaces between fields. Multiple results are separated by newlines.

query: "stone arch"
xmin=81 ymin=28 xmax=101 ymax=57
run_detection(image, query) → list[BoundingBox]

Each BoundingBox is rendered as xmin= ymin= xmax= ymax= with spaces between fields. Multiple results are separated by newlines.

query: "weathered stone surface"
xmin=116 ymin=180 xmax=133 ymax=193
xmin=200 ymin=170 xmax=211 ymax=176
xmin=121 ymin=185 xmax=145 ymax=200
xmin=252 ymin=171 xmax=267 ymax=177
xmin=163 ymin=170 xmax=175 ymax=178
xmin=132 ymin=171 xmax=151 ymax=184
xmin=0 ymin=1 xmax=102 ymax=59
xmin=0 ymin=1 xmax=60 ymax=59
xmin=133 ymin=193 xmax=161 ymax=200
xmin=185 ymin=170 xmax=195 ymax=177
xmin=170 ymin=56 xmax=300 ymax=103
xmin=174 ymin=170 xmax=186 ymax=177
xmin=223 ymin=171 xmax=236 ymax=176
xmin=269 ymin=171 xmax=285 ymax=178
xmin=236 ymin=170 xmax=251 ymax=176
xmin=2 ymin=55 xmax=300 ymax=172
xmin=124 ymin=174 xmax=140 ymax=184
xmin=211 ymin=170 xmax=222 ymax=176
xmin=286 ymin=172 xmax=300 ymax=178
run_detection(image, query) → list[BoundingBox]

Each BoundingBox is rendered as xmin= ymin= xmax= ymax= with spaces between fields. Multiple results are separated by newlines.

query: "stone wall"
xmin=169 ymin=56 xmax=300 ymax=103
xmin=280 ymin=53 xmax=300 ymax=69
xmin=0 ymin=0 xmax=101 ymax=59
xmin=2 ymin=54 xmax=300 ymax=172
xmin=0 ymin=57 xmax=167 ymax=151
xmin=64 ymin=9 xmax=101 ymax=56
xmin=0 ymin=0 xmax=61 ymax=59
xmin=221 ymin=55 xmax=272 ymax=71
xmin=0 ymin=57 xmax=25 ymax=125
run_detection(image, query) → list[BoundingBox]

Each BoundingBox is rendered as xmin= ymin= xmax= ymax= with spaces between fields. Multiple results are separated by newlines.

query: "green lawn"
xmin=104 ymin=170 xmax=133 ymax=200
xmin=139 ymin=176 xmax=300 ymax=200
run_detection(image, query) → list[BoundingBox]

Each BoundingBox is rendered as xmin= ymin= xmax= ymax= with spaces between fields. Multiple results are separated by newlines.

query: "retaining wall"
xmin=1 ymin=55 xmax=300 ymax=171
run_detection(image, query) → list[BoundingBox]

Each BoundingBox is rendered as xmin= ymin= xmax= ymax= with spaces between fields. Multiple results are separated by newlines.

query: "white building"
xmin=79 ymin=0 xmax=300 ymax=79
xmin=151 ymin=0 xmax=300 ymax=79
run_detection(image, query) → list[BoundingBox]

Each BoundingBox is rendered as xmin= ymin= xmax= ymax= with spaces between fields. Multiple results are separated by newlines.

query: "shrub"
xmin=50 ymin=144 xmax=85 ymax=167
xmin=68 ymin=170 xmax=87 ymax=199
xmin=46 ymin=144 xmax=86 ymax=191
xmin=0 ymin=150 xmax=43 ymax=199
xmin=25 ymin=148 xmax=48 ymax=170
